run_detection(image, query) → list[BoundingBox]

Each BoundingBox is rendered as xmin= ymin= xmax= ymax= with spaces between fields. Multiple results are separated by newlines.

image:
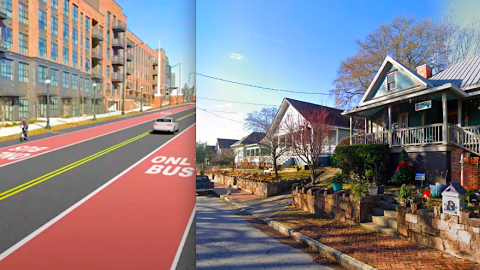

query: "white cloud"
xmin=230 ymin=53 xmax=245 ymax=61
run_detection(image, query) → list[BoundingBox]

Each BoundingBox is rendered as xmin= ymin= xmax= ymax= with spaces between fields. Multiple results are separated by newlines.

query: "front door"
xmin=399 ymin=113 xmax=408 ymax=129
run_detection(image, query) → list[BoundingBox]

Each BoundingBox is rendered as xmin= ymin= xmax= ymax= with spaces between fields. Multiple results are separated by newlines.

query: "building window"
xmin=63 ymin=22 xmax=69 ymax=42
xmin=63 ymin=0 xmax=69 ymax=16
xmin=62 ymin=72 xmax=69 ymax=88
xmin=387 ymin=72 xmax=397 ymax=91
xmin=106 ymin=31 xmax=110 ymax=44
xmin=106 ymin=66 xmax=110 ymax=77
xmin=1 ymin=27 xmax=12 ymax=49
xmin=18 ymin=3 xmax=28 ymax=24
xmin=107 ymin=12 xmax=110 ymax=25
xmin=63 ymin=47 xmax=69 ymax=64
xmin=19 ymin=100 xmax=29 ymax=118
xmin=51 ymin=69 xmax=58 ymax=86
xmin=41 ymin=0 xmax=46 ymax=3
xmin=19 ymin=33 xmax=28 ymax=53
xmin=84 ymin=78 xmax=90 ymax=92
xmin=106 ymin=48 xmax=110 ymax=60
xmin=39 ymin=38 xmax=47 ymax=57
xmin=51 ymin=0 xmax=58 ymax=9
xmin=1 ymin=59 xmax=13 ymax=80
xmin=38 ymin=10 xmax=47 ymax=30
xmin=51 ymin=16 xmax=58 ymax=35
xmin=72 ymin=51 xmax=78 ymax=67
xmin=106 ymin=83 xmax=110 ymax=94
xmin=1 ymin=0 xmax=12 ymax=18
xmin=85 ymin=38 xmax=90 ymax=53
xmin=72 ymin=74 xmax=78 ymax=89
xmin=72 ymin=5 xmax=78 ymax=21
xmin=85 ymin=16 xmax=90 ymax=33
xmin=18 ymin=62 xmax=29 ymax=82
xmin=38 ymin=66 xmax=47 ymax=84
xmin=72 ymin=28 xmax=78 ymax=44
xmin=51 ymin=42 xmax=58 ymax=61
xmin=85 ymin=58 xmax=90 ymax=71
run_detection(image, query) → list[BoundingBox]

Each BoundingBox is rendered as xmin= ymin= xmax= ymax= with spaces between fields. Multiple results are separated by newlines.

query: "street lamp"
xmin=140 ymin=85 xmax=144 ymax=112
xmin=170 ymin=61 xmax=183 ymax=105
xmin=188 ymin=72 xmax=195 ymax=102
xmin=45 ymin=78 xmax=52 ymax=129
xmin=93 ymin=82 xmax=98 ymax=121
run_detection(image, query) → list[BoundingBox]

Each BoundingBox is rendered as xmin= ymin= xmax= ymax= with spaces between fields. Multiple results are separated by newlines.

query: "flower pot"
xmin=332 ymin=183 xmax=343 ymax=192
xmin=377 ymin=185 xmax=384 ymax=194
xmin=369 ymin=187 xmax=378 ymax=196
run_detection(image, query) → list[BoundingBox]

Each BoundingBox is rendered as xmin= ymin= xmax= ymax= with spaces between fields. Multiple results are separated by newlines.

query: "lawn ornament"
xmin=421 ymin=187 xmax=432 ymax=203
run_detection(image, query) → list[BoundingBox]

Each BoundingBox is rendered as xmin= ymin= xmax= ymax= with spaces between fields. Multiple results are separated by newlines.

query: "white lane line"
xmin=0 ymin=123 xmax=196 ymax=262
xmin=170 ymin=204 xmax=196 ymax=270
xmin=0 ymin=105 xmax=195 ymax=169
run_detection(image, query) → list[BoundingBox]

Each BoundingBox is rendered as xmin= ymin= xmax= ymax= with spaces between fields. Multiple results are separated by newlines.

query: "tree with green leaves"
xmin=196 ymin=141 xmax=213 ymax=164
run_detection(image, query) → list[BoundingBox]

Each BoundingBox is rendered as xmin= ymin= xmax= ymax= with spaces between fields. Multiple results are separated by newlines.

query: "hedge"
xmin=334 ymin=144 xmax=391 ymax=185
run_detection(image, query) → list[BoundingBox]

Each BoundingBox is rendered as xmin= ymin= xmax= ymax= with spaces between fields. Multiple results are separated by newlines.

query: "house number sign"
xmin=415 ymin=100 xmax=432 ymax=111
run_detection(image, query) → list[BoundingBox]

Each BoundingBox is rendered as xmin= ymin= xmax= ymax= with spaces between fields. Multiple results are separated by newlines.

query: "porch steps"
xmin=360 ymin=206 xmax=399 ymax=237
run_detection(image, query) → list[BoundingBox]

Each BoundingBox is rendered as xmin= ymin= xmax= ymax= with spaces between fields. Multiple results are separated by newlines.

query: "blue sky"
xmin=115 ymin=0 xmax=195 ymax=90
xmin=196 ymin=0 xmax=478 ymax=145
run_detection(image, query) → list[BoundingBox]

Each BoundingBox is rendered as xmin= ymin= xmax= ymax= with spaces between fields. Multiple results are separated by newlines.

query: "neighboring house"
xmin=231 ymin=132 xmax=266 ymax=165
xmin=342 ymin=54 xmax=480 ymax=186
xmin=215 ymin=138 xmax=238 ymax=156
xmin=263 ymin=98 xmax=353 ymax=167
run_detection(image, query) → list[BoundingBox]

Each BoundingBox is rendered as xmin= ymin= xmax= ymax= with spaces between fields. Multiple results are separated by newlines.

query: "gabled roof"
xmin=216 ymin=138 xmax=238 ymax=149
xmin=429 ymin=54 xmax=480 ymax=90
xmin=359 ymin=55 xmax=434 ymax=106
xmin=442 ymin=181 xmax=467 ymax=195
xmin=231 ymin=132 xmax=266 ymax=147
xmin=285 ymin=98 xmax=350 ymax=128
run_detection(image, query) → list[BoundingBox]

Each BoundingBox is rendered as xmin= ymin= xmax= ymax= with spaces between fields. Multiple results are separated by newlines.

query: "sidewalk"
xmin=0 ymin=106 xmax=154 ymax=138
xmin=215 ymin=184 xmax=480 ymax=270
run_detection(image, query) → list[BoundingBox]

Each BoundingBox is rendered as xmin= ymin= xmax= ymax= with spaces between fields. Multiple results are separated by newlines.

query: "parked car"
xmin=196 ymin=175 xmax=214 ymax=194
xmin=152 ymin=117 xmax=179 ymax=134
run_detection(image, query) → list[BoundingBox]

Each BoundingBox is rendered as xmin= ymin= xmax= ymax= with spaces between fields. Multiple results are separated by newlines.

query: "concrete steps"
xmin=360 ymin=205 xmax=399 ymax=237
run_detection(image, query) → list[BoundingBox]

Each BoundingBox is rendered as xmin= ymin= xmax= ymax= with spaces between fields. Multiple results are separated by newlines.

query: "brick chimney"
xmin=415 ymin=64 xmax=432 ymax=79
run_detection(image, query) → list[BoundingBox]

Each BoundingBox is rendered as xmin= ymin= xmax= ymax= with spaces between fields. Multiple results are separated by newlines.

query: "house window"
xmin=72 ymin=74 xmax=78 ymax=89
xmin=18 ymin=62 xmax=29 ymax=82
xmin=72 ymin=51 xmax=78 ymax=67
xmin=51 ymin=0 xmax=58 ymax=9
xmin=63 ymin=22 xmax=69 ymax=42
xmin=39 ymin=38 xmax=47 ymax=57
xmin=387 ymin=72 xmax=397 ymax=91
xmin=72 ymin=28 xmax=78 ymax=44
xmin=38 ymin=10 xmax=47 ymax=30
xmin=63 ymin=0 xmax=69 ymax=16
xmin=1 ymin=27 xmax=12 ymax=49
xmin=19 ymin=33 xmax=28 ymax=53
xmin=19 ymin=3 xmax=28 ymax=24
xmin=51 ymin=42 xmax=58 ymax=61
xmin=62 ymin=72 xmax=69 ymax=88
xmin=1 ymin=59 xmax=13 ymax=80
xmin=51 ymin=69 xmax=58 ymax=86
xmin=51 ymin=16 xmax=58 ymax=35
xmin=38 ymin=66 xmax=47 ymax=84
xmin=1 ymin=0 xmax=12 ymax=18
xmin=63 ymin=47 xmax=69 ymax=64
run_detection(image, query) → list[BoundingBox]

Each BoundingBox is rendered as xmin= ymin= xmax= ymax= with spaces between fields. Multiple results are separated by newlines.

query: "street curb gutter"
xmin=214 ymin=190 xmax=376 ymax=270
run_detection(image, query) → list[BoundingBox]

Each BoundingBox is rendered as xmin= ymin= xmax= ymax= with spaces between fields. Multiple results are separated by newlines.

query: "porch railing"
xmin=352 ymin=131 xmax=389 ymax=145
xmin=450 ymin=125 xmax=480 ymax=155
xmin=392 ymin=124 xmax=443 ymax=146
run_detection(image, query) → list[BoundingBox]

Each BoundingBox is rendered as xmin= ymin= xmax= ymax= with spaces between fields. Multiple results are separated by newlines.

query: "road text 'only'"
xmin=145 ymin=156 xmax=195 ymax=177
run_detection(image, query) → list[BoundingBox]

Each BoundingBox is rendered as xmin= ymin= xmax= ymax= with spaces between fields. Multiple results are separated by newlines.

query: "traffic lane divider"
xmin=0 ymin=105 xmax=195 ymax=168
xmin=0 ymin=124 xmax=196 ymax=270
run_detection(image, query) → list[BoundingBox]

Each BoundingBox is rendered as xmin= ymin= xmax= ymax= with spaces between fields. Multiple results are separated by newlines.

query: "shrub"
xmin=334 ymin=144 xmax=390 ymax=185
xmin=337 ymin=136 xmax=350 ymax=146
xmin=349 ymin=179 xmax=369 ymax=201
xmin=331 ymin=173 xmax=343 ymax=183
xmin=396 ymin=184 xmax=416 ymax=206
xmin=394 ymin=149 xmax=414 ymax=185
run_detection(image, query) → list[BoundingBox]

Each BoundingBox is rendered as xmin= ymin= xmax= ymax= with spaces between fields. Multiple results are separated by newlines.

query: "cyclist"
xmin=21 ymin=118 xmax=28 ymax=140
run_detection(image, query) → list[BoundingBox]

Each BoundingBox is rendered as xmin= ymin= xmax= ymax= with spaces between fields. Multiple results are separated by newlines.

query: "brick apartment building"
xmin=0 ymin=0 xmax=171 ymax=121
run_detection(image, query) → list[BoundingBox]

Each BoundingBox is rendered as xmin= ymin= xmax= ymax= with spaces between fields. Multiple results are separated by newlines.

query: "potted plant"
xmin=396 ymin=184 xmax=416 ymax=207
xmin=350 ymin=179 xmax=369 ymax=201
xmin=368 ymin=181 xmax=378 ymax=197
xmin=331 ymin=173 xmax=343 ymax=192
xmin=365 ymin=169 xmax=374 ymax=183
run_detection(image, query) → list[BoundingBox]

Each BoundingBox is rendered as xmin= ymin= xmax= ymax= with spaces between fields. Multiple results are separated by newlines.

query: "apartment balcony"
xmin=0 ymin=7 xmax=7 ymax=20
xmin=126 ymin=53 xmax=133 ymax=62
xmin=92 ymin=46 xmax=103 ymax=60
xmin=0 ymin=37 xmax=7 ymax=53
xmin=112 ymin=38 xmax=125 ymax=49
xmin=112 ymin=20 xmax=126 ymax=32
xmin=153 ymin=65 xmax=158 ymax=74
xmin=92 ymin=26 xmax=104 ymax=41
xmin=152 ymin=79 xmax=158 ymax=86
xmin=91 ymin=66 xmax=103 ymax=81
xmin=127 ymin=39 xmax=134 ymax=48
xmin=126 ymin=81 xmax=133 ymax=89
xmin=112 ymin=55 xmax=125 ymax=66
xmin=153 ymin=61 xmax=158 ymax=66
xmin=126 ymin=65 xmax=133 ymax=75
xmin=111 ymin=72 xmax=123 ymax=83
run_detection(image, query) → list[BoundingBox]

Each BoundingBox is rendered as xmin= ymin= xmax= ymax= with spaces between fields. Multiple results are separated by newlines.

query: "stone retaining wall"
xmin=208 ymin=173 xmax=303 ymax=197
xmin=292 ymin=186 xmax=377 ymax=224
xmin=397 ymin=206 xmax=480 ymax=264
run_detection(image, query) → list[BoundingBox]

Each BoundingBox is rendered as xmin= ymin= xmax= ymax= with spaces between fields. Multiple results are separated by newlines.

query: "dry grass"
xmin=0 ymin=104 xmax=182 ymax=142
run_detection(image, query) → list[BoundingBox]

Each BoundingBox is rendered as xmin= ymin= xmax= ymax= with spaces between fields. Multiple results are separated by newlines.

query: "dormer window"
xmin=387 ymin=72 xmax=397 ymax=91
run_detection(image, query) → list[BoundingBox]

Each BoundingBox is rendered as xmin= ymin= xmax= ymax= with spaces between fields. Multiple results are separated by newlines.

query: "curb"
xmin=214 ymin=189 xmax=377 ymax=270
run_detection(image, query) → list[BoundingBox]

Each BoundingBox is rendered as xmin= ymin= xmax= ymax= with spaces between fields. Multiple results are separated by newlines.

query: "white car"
xmin=152 ymin=117 xmax=179 ymax=134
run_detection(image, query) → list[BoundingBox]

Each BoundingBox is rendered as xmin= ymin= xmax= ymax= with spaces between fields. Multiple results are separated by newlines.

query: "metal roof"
xmin=429 ymin=54 xmax=480 ymax=89
xmin=231 ymin=132 xmax=266 ymax=147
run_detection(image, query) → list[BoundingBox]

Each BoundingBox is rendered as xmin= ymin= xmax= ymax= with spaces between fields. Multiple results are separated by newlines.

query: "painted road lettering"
xmin=145 ymin=156 xmax=195 ymax=177
xmin=8 ymin=146 xmax=49 ymax=153
xmin=0 ymin=146 xmax=49 ymax=160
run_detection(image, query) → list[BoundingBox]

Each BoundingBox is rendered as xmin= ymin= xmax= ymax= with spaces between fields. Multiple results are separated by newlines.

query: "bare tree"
xmin=283 ymin=107 xmax=333 ymax=184
xmin=244 ymin=107 xmax=287 ymax=179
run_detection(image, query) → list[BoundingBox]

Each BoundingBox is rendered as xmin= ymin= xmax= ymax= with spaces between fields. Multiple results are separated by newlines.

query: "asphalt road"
xmin=0 ymin=106 xmax=196 ymax=270
xmin=196 ymin=194 xmax=342 ymax=270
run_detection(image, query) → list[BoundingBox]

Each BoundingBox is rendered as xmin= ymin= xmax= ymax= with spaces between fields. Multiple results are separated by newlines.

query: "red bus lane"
xmin=0 ymin=124 xmax=196 ymax=270
xmin=0 ymin=104 xmax=195 ymax=168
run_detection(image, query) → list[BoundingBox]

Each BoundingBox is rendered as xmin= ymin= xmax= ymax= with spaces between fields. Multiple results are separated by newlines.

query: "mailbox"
xmin=441 ymin=181 xmax=467 ymax=216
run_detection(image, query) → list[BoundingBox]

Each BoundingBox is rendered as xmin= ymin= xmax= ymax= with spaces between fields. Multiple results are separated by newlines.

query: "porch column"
xmin=364 ymin=118 xmax=367 ymax=133
xmin=369 ymin=118 xmax=373 ymax=133
xmin=388 ymin=105 xmax=392 ymax=146
xmin=458 ymin=99 xmax=462 ymax=127
xmin=349 ymin=117 xmax=353 ymax=145
xmin=442 ymin=92 xmax=448 ymax=143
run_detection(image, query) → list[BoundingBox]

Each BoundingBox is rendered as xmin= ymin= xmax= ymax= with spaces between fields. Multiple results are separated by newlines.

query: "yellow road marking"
xmin=175 ymin=111 xmax=196 ymax=121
